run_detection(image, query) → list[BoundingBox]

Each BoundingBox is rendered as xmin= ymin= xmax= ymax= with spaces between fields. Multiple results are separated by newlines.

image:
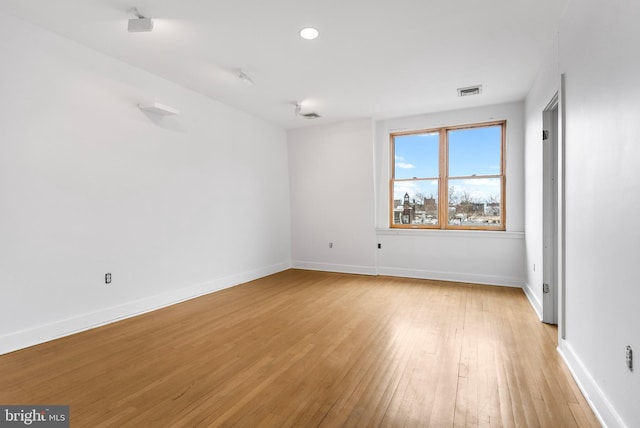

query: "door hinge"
xmin=543 ymin=283 xmax=550 ymax=294
xmin=542 ymin=130 xmax=549 ymax=141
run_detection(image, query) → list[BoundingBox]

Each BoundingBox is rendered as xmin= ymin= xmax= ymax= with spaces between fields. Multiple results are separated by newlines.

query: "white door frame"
xmin=542 ymin=93 xmax=559 ymax=324
xmin=541 ymin=75 xmax=567 ymax=336
xmin=558 ymin=74 xmax=566 ymax=339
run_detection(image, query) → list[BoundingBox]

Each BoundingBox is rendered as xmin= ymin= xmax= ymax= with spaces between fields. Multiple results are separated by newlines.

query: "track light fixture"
xmin=128 ymin=7 xmax=154 ymax=32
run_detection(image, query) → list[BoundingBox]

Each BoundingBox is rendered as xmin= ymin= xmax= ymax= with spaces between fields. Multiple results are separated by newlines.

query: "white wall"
xmin=523 ymin=35 xmax=561 ymax=318
xmin=551 ymin=0 xmax=640 ymax=426
xmin=0 ymin=11 xmax=291 ymax=355
xmin=375 ymin=103 xmax=525 ymax=286
xmin=288 ymin=119 xmax=377 ymax=275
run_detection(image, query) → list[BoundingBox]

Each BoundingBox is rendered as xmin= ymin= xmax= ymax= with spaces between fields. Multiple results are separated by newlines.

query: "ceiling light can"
xmin=299 ymin=27 xmax=319 ymax=40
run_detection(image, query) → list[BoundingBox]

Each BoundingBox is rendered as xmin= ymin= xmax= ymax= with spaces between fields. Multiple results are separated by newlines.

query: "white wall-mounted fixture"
xmin=138 ymin=102 xmax=179 ymax=116
xmin=299 ymin=27 xmax=319 ymax=40
xmin=294 ymin=101 xmax=320 ymax=119
xmin=457 ymin=85 xmax=483 ymax=97
xmin=237 ymin=69 xmax=254 ymax=86
xmin=128 ymin=7 xmax=154 ymax=32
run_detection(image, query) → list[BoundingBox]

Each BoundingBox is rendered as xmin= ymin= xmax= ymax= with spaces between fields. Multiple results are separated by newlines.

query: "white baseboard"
xmin=292 ymin=260 xmax=377 ymax=276
xmin=523 ymin=282 xmax=543 ymax=320
xmin=0 ymin=262 xmax=291 ymax=356
xmin=558 ymin=340 xmax=627 ymax=428
xmin=376 ymin=266 xmax=523 ymax=288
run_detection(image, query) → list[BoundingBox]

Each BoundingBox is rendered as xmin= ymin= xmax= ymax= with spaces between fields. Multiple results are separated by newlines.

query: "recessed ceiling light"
xmin=299 ymin=27 xmax=319 ymax=40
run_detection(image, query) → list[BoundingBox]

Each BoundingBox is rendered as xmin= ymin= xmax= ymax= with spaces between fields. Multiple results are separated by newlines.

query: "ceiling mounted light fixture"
xmin=294 ymin=101 xmax=320 ymax=119
xmin=237 ymin=69 xmax=255 ymax=86
xmin=128 ymin=7 xmax=154 ymax=32
xmin=299 ymin=27 xmax=319 ymax=40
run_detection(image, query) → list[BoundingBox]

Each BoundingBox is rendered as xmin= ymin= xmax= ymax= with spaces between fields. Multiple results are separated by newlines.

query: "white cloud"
xmin=393 ymin=182 xmax=419 ymax=200
xmin=393 ymin=180 xmax=439 ymax=200
xmin=459 ymin=178 xmax=497 ymax=186
xmin=396 ymin=162 xmax=415 ymax=169
xmin=449 ymin=178 xmax=500 ymax=202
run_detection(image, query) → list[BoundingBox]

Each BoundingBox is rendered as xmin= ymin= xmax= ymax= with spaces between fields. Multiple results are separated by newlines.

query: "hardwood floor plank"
xmin=0 ymin=270 xmax=600 ymax=427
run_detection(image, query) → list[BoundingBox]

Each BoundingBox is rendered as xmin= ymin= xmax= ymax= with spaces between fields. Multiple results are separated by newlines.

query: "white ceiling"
xmin=0 ymin=0 xmax=567 ymax=129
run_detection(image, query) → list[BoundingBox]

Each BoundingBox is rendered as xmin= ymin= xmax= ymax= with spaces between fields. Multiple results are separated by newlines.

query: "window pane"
xmin=448 ymin=126 xmax=501 ymax=177
xmin=392 ymin=180 xmax=439 ymax=225
xmin=394 ymin=132 xmax=439 ymax=179
xmin=448 ymin=178 xmax=501 ymax=226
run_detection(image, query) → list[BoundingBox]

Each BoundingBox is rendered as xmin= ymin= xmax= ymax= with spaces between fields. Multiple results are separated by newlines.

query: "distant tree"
xmin=458 ymin=191 xmax=482 ymax=220
xmin=448 ymin=186 xmax=459 ymax=220
xmin=448 ymin=186 xmax=459 ymax=206
xmin=486 ymin=194 xmax=500 ymax=216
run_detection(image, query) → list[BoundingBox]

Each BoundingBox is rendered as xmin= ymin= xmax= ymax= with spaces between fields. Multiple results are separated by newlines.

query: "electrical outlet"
xmin=329 ymin=242 xmax=333 ymax=249
xmin=626 ymin=346 xmax=633 ymax=371
xmin=105 ymin=273 xmax=111 ymax=284
xmin=378 ymin=243 xmax=382 ymax=249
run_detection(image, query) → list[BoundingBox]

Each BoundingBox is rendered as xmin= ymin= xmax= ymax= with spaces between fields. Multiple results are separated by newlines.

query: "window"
xmin=390 ymin=121 xmax=505 ymax=230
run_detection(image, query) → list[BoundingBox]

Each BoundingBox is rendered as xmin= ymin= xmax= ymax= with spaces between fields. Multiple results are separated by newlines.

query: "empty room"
xmin=0 ymin=0 xmax=637 ymax=427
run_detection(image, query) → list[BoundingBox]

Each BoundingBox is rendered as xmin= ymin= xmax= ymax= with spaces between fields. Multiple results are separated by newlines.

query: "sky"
xmin=393 ymin=125 xmax=501 ymax=204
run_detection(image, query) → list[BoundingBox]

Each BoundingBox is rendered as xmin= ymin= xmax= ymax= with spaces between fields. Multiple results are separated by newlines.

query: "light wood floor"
xmin=0 ymin=270 xmax=599 ymax=427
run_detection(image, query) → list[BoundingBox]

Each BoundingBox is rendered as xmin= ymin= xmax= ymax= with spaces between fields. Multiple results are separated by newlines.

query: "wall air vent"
xmin=301 ymin=112 xmax=321 ymax=119
xmin=457 ymin=85 xmax=482 ymax=97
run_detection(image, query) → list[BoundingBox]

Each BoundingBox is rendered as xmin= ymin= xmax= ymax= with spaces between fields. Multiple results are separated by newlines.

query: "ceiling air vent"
xmin=301 ymin=112 xmax=321 ymax=119
xmin=457 ymin=85 xmax=482 ymax=97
